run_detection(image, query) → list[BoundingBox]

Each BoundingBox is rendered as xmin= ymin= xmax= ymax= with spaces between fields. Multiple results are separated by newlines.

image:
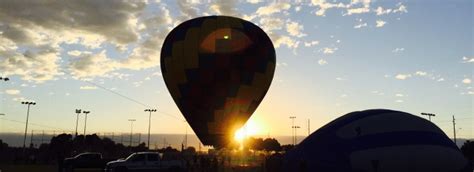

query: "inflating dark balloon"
xmin=161 ymin=16 xmax=275 ymax=147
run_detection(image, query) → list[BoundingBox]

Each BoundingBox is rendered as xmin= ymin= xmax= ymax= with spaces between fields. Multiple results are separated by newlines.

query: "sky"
xmin=0 ymin=0 xmax=472 ymax=143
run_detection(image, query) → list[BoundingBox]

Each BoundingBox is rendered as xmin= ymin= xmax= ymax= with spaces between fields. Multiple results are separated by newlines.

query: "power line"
xmin=0 ymin=118 xmax=70 ymax=131
xmin=81 ymin=79 xmax=183 ymax=121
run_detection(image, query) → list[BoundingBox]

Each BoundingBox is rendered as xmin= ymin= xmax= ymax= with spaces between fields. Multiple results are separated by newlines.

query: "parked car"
xmin=105 ymin=152 xmax=184 ymax=172
xmin=63 ymin=152 xmax=109 ymax=171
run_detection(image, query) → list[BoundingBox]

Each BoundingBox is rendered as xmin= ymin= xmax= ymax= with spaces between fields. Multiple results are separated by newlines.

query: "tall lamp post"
xmin=289 ymin=116 xmax=296 ymax=145
xmin=144 ymin=109 xmax=157 ymax=149
xmin=0 ymin=113 xmax=5 ymax=133
xmin=21 ymin=101 xmax=36 ymax=152
xmin=74 ymin=109 xmax=82 ymax=137
xmin=128 ymin=119 xmax=136 ymax=147
xmin=421 ymin=112 xmax=436 ymax=121
xmin=83 ymin=111 xmax=90 ymax=136
xmin=293 ymin=126 xmax=301 ymax=144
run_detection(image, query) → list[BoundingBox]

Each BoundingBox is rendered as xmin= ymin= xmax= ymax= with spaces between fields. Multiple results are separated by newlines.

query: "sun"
xmin=233 ymin=117 xmax=263 ymax=143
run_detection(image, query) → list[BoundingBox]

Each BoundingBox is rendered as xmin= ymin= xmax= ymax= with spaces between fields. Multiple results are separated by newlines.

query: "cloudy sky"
xmin=0 ymin=0 xmax=472 ymax=141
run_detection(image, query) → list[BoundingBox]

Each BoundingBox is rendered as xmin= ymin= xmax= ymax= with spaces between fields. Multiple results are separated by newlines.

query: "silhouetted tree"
xmin=262 ymin=138 xmax=281 ymax=152
xmin=247 ymin=137 xmax=264 ymax=151
xmin=280 ymin=144 xmax=295 ymax=152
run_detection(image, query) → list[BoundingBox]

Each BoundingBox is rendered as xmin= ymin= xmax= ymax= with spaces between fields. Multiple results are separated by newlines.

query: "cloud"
xmin=376 ymin=20 xmax=387 ymax=27
xmin=415 ymin=71 xmax=427 ymax=76
xmin=5 ymin=89 xmax=20 ymax=95
xmin=321 ymin=47 xmax=337 ymax=54
xmin=346 ymin=7 xmax=370 ymax=15
xmin=209 ymin=0 xmax=238 ymax=16
xmin=69 ymin=50 xmax=119 ymax=79
xmin=392 ymin=48 xmax=405 ymax=53
xmin=395 ymin=93 xmax=404 ymax=97
xmin=286 ymin=22 xmax=306 ymax=37
xmin=0 ymin=1 xmax=145 ymax=45
xmin=461 ymin=56 xmax=474 ymax=63
xmin=79 ymin=86 xmax=97 ymax=90
xmin=0 ymin=46 xmax=63 ymax=83
xmin=256 ymin=2 xmax=291 ymax=16
xmin=259 ymin=18 xmax=284 ymax=31
xmin=375 ymin=6 xmax=392 ymax=15
xmin=462 ymin=78 xmax=472 ymax=84
xmin=437 ymin=78 xmax=445 ymax=82
xmin=67 ymin=50 xmax=92 ymax=57
xmin=246 ymin=0 xmax=261 ymax=4
xmin=268 ymin=33 xmax=299 ymax=49
xmin=311 ymin=0 xmax=349 ymax=16
xmin=318 ymin=59 xmax=328 ymax=65
xmin=304 ymin=41 xmax=320 ymax=47
xmin=395 ymin=100 xmax=404 ymax=103
xmin=295 ymin=6 xmax=302 ymax=12
xmin=354 ymin=23 xmax=368 ymax=29
xmin=395 ymin=74 xmax=411 ymax=80
xmin=371 ymin=90 xmax=384 ymax=96
xmin=393 ymin=3 xmax=408 ymax=14
xmin=0 ymin=1 xmax=176 ymax=82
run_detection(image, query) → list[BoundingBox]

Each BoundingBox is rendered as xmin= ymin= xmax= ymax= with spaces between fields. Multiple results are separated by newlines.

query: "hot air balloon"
xmin=161 ymin=16 xmax=275 ymax=147
xmin=283 ymin=109 xmax=471 ymax=172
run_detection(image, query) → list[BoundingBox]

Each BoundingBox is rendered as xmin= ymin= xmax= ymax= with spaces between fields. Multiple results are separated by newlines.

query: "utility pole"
xmin=420 ymin=112 xmax=436 ymax=121
xmin=128 ymin=119 xmax=136 ymax=147
xmin=289 ymin=116 xmax=296 ymax=145
xmin=74 ymin=109 xmax=82 ymax=137
xmin=293 ymin=126 xmax=300 ymax=144
xmin=144 ymin=109 xmax=157 ymax=149
xmin=83 ymin=111 xmax=90 ymax=136
xmin=184 ymin=121 xmax=188 ymax=149
xmin=453 ymin=115 xmax=456 ymax=145
xmin=0 ymin=113 xmax=5 ymax=133
xmin=21 ymin=101 xmax=36 ymax=154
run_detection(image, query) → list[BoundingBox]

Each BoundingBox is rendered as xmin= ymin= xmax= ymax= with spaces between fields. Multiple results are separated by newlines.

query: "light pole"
xmin=21 ymin=101 xmax=36 ymax=152
xmin=128 ymin=119 xmax=136 ymax=147
xmin=289 ymin=116 xmax=296 ymax=145
xmin=83 ymin=111 xmax=90 ymax=136
xmin=144 ymin=109 xmax=157 ymax=149
xmin=0 ymin=113 xmax=5 ymax=133
xmin=293 ymin=126 xmax=301 ymax=144
xmin=74 ymin=109 xmax=82 ymax=137
xmin=420 ymin=112 xmax=435 ymax=121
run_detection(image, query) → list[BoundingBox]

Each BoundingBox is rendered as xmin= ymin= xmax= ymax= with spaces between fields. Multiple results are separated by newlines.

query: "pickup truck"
xmin=105 ymin=152 xmax=185 ymax=172
xmin=63 ymin=152 xmax=108 ymax=171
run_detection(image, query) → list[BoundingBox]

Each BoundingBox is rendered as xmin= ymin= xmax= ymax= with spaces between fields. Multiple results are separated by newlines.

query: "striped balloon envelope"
xmin=161 ymin=16 xmax=275 ymax=147
xmin=283 ymin=109 xmax=471 ymax=172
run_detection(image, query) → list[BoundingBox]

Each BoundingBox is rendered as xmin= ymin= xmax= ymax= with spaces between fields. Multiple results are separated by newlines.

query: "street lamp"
xmin=83 ymin=111 xmax=90 ymax=136
xmin=74 ymin=109 xmax=82 ymax=137
xmin=420 ymin=112 xmax=436 ymax=121
xmin=289 ymin=116 xmax=296 ymax=145
xmin=21 ymin=101 xmax=36 ymax=152
xmin=128 ymin=119 xmax=136 ymax=147
xmin=293 ymin=126 xmax=301 ymax=144
xmin=144 ymin=109 xmax=157 ymax=149
xmin=0 ymin=113 xmax=5 ymax=133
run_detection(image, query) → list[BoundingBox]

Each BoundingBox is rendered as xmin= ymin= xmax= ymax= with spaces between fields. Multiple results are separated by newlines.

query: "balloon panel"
xmin=161 ymin=16 xmax=275 ymax=147
xmin=283 ymin=109 xmax=471 ymax=172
